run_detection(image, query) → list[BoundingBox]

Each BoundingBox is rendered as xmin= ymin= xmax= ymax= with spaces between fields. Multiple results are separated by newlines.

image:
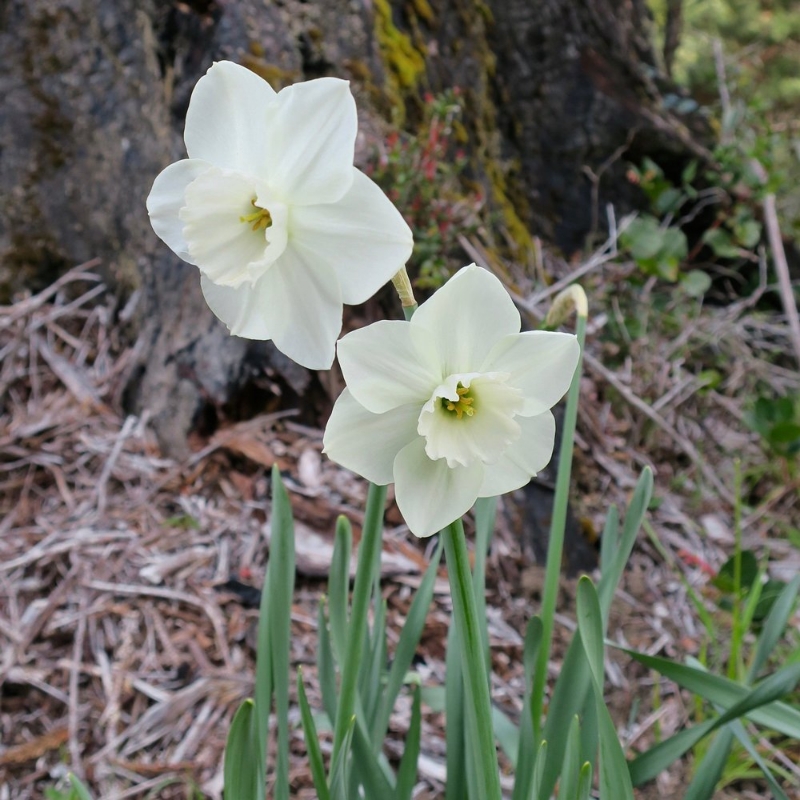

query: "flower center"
xmin=418 ymin=372 xmax=523 ymax=469
xmin=442 ymin=382 xmax=475 ymax=419
xmin=180 ymin=167 xmax=289 ymax=289
xmin=240 ymin=198 xmax=273 ymax=231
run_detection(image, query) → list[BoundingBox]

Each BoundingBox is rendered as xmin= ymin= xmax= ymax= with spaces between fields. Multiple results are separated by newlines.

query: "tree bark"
xmin=0 ymin=0 xmax=711 ymax=454
xmin=484 ymin=0 xmax=711 ymax=250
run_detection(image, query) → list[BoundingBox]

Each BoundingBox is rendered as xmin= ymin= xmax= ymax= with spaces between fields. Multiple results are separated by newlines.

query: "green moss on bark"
xmin=373 ymin=0 xmax=427 ymax=122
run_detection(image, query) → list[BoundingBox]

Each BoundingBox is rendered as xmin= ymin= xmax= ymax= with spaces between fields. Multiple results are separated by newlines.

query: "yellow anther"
xmin=240 ymin=198 xmax=273 ymax=231
xmin=443 ymin=384 xmax=475 ymax=420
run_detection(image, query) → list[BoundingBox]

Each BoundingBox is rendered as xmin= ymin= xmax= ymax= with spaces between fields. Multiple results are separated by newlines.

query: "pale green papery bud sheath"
xmin=391 ymin=265 xmax=417 ymax=309
xmin=545 ymin=284 xmax=588 ymax=327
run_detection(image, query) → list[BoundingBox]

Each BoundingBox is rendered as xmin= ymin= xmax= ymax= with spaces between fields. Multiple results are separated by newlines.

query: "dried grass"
xmin=1 ymin=260 xmax=798 ymax=799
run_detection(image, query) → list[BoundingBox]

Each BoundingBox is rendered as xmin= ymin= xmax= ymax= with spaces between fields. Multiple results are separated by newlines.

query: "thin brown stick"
xmin=749 ymin=159 xmax=800 ymax=366
xmin=1 ymin=260 xmax=102 ymax=320
xmin=511 ymin=210 xmax=635 ymax=313
xmin=69 ymin=594 xmax=88 ymax=776
xmin=763 ymin=194 xmax=800 ymax=366
xmin=583 ymin=350 xmax=736 ymax=505
xmin=95 ymin=415 xmax=138 ymax=517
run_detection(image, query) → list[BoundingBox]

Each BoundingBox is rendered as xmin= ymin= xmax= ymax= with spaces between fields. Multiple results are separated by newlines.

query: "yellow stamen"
xmin=240 ymin=198 xmax=273 ymax=231
xmin=443 ymin=384 xmax=475 ymax=420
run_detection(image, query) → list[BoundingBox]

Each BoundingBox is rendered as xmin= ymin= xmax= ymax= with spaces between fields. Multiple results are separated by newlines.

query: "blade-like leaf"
xmin=375 ymin=537 xmax=444 ymax=744
xmin=577 ymin=578 xmax=604 ymax=689
xmin=674 ymin=649 xmax=793 ymax=800
xmin=749 ymin=575 xmax=800 ymax=680
xmin=529 ymin=313 xmax=586 ymax=757
xmin=493 ymin=705 xmax=521 ymax=764
xmin=576 ymin=762 xmax=593 ymax=800
xmin=317 ymin=602 xmax=338 ymax=725
xmin=620 ymin=648 xmax=800 ymax=738
xmin=328 ymin=515 xmax=353 ymax=664
xmin=578 ymin=681 xmax=599 ymax=768
xmin=443 ymin=520 xmax=502 ymax=800
xmin=629 ymin=661 xmax=800 ymax=785
xmin=557 ymin=716 xmax=582 ymax=800
xmin=350 ymin=633 xmax=395 ymax=799
xmin=66 ymin=774 xmax=93 ymax=800
xmin=297 ymin=670 xmax=331 ymax=800
xmin=224 ymin=699 xmax=265 ymax=800
xmin=629 ymin=713 xmax=719 ymax=786
xmin=268 ymin=465 xmax=296 ymax=800
xmin=576 ymin=577 xmax=634 ymax=800
xmin=512 ymin=616 xmax=542 ymax=800
xmin=361 ymin=597 xmax=387 ymax=724
xmin=350 ymin=713 xmax=396 ymax=798
xmin=682 ymin=727 xmax=733 ymax=800
xmin=330 ymin=715 xmax=356 ymax=800
xmin=528 ymin=740 xmax=547 ymax=800
xmin=598 ymin=468 xmax=653 ymax=625
xmin=395 ymin=685 xmax=423 ymax=800
xmin=524 ymin=615 xmax=544 ymax=678
xmin=445 ymin=622 xmax=467 ymax=800
xmin=729 ymin=718 xmax=790 ymax=800
xmin=474 ymin=496 xmax=497 ymax=670
xmin=254 ymin=564 xmax=273 ymax=757
xmin=420 ymin=684 xmax=445 ymax=711
xmin=599 ymin=504 xmax=619 ymax=578
xmin=535 ymin=469 xmax=651 ymax=800
xmin=739 ymin=565 xmax=766 ymax=633
xmin=332 ymin=483 xmax=386 ymax=767
xmin=538 ymin=632 xmax=592 ymax=799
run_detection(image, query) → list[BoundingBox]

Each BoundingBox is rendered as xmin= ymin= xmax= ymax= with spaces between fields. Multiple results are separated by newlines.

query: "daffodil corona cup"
xmin=323 ymin=264 xmax=581 ymax=537
xmin=146 ymin=61 xmax=413 ymax=369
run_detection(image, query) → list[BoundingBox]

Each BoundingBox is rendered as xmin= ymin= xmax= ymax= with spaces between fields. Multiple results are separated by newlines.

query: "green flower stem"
xmin=730 ymin=458 xmax=744 ymax=681
xmin=443 ymin=519 xmax=502 ymax=800
xmin=402 ymin=303 xmax=418 ymax=321
xmin=331 ymin=482 xmax=387 ymax=768
xmin=530 ymin=306 xmax=587 ymax=746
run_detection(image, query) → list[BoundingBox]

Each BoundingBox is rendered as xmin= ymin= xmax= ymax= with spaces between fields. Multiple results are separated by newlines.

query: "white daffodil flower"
xmin=146 ymin=61 xmax=413 ymax=369
xmin=323 ymin=264 xmax=580 ymax=537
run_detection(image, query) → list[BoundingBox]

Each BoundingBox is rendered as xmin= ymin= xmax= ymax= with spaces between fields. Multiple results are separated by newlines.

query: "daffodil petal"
xmin=200 ymin=275 xmax=272 ymax=339
xmin=147 ymin=159 xmax=212 ymax=262
xmin=337 ymin=321 xmax=440 ymax=414
xmin=201 ymin=249 xmax=341 ymax=367
xmin=411 ymin=264 xmax=520 ymax=374
xmin=477 ymin=411 xmax=556 ymax=497
xmin=263 ymin=78 xmax=357 ymax=205
xmin=290 ymin=169 xmax=413 ymax=304
xmin=393 ymin=438 xmax=484 ymax=538
xmin=258 ymin=245 xmax=342 ymax=369
xmin=184 ymin=61 xmax=276 ymax=173
xmin=483 ymin=331 xmax=580 ymax=416
xmin=322 ymin=391 xmax=420 ymax=485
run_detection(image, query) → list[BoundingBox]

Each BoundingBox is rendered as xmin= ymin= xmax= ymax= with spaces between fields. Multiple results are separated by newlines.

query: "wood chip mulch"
xmin=1 ymin=260 xmax=798 ymax=799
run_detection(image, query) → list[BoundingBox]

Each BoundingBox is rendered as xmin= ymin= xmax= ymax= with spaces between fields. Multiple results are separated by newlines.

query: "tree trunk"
xmin=0 ymin=0 xmax=710 ymax=455
xmin=486 ymin=0 xmax=711 ymax=251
